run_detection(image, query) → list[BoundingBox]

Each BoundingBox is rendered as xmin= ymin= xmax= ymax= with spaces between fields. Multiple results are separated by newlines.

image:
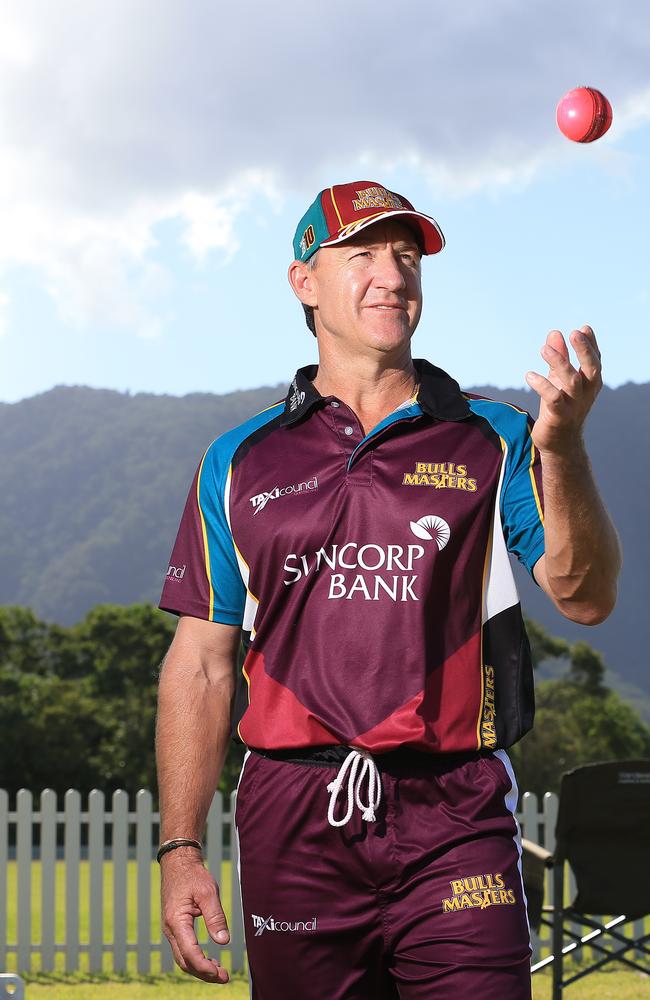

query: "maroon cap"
xmin=293 ymin=181 xmax=445 ymax=262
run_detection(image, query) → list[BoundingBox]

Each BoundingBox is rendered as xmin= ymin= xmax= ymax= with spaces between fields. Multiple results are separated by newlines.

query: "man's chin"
xmin=363 ymin=321 xmax=414 ymax=351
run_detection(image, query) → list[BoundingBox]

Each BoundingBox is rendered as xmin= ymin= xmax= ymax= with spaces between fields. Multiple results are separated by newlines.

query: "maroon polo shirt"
xmin=159 ymin=358 xmax=545 ymax=755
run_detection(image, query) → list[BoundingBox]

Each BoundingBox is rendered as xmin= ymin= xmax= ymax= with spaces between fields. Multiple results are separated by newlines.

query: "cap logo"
xmin=300 ymin=224 xmax=316 ymax=258
xmin=351 ymin=186 xmax=404 ymax=213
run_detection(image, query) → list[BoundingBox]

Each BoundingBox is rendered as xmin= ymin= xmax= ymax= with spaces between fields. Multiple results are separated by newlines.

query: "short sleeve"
xmin=500 ymin=411 xmax=545 ymax=579
xmin=159 ymin=443 xmax=246 ymax=624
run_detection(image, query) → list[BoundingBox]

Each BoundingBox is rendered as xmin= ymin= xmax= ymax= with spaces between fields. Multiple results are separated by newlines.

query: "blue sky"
xmin=1 ymin=1 xmax=649 ymax=403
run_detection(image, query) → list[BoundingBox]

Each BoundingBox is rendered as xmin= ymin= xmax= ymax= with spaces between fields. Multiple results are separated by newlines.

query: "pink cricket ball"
xmin=556 ymin=86 xmax=613 ymax=143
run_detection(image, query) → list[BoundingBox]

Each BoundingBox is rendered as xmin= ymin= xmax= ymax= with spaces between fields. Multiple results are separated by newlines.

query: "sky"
xmin=1 ymin=0 xmax=649 ymax=403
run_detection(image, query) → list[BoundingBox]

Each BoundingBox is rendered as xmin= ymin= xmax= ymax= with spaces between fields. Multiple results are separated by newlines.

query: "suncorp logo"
xmin=166 ymin=564 xmax=186 ymax=581
xmin=282 ymin=516 xmax=450 ymax=602
xmin=249 ymin=477 xmax=318 ymax=515
xmin=409 ymin=515 xmax=450 ymax=549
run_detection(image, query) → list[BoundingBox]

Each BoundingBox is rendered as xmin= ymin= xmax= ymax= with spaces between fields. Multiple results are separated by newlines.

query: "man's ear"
xmin=288 ymin=260 xmax=317 ymax=307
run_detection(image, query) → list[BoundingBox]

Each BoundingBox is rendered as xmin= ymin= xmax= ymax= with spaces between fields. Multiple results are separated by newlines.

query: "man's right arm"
xmin=156 ymin=614 xmax=241 ymax=984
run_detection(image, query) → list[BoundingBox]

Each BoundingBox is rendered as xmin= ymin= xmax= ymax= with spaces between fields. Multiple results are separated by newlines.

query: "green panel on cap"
xmin=292 ymin=192 xmax=331 ymax=262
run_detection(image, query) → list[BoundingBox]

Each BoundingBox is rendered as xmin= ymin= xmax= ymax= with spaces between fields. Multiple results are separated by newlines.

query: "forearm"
xmin=156 ymin=649 xmax=236 ymax=844
xmin=538 ymin=442 xmax=621 ymax=623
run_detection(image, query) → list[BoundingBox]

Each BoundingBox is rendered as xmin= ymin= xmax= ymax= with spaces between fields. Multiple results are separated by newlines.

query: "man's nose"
xmin=373 ymin=250 xmax=407 ymax=290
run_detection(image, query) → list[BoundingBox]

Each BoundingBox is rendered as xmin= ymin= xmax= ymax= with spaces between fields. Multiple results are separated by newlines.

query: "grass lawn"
xmin=22 ymin=973 xmax=251 ymax=998
xmin=16 ymin=969 xmax=650 ymax=998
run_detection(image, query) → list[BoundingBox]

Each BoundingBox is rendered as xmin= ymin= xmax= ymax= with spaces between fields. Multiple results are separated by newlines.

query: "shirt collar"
xmin=280 ymin=358 xmax=470 ymax=427
xmin=413 ymin=358 xmax=471 ymax=421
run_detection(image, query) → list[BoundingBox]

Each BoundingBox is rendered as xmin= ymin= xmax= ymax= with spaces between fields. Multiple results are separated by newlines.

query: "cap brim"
xmin=319 ymin=209 xmax=445 ymax=255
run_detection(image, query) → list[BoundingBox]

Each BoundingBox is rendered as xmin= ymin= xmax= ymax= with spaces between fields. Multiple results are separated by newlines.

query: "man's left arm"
xmin=526 ymin=325 xmax=622 ymax=625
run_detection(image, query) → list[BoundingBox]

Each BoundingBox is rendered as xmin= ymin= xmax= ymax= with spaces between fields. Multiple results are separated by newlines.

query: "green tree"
xmin=0 ymin=602 xmax=247 ymax=800
xmin=0 ymin=605 xmax=70 ymax=676
xmin=568 ymin=640 xmax=606 ymax=693
xmin=524 ymin=616 xmax=570 ymax=668
xmin=511 ymin=623 xmax=650 ymax=797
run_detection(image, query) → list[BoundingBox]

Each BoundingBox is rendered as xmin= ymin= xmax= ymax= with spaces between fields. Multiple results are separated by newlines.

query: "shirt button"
xmin=330 ymin=400 xmax=340 ymax=408
xmin=344 ymin=425 xmax=354 ymax=436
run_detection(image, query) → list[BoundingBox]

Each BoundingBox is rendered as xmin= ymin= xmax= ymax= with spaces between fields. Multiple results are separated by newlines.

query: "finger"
xmin=546 ymin=329 xmax=570 ymax=361
xmin=578 ymin=324 xmax=600 ymax=356
xmin=173 ymin=917 xmax=230 ymax=982
xmin=167 ymin=929 xmax=228 ymax=984
xmin=539 ymin=344 xmax=582 ymax=398
xmin=525 ymin=371 xmax=566 ymax=407
xmin=167 ymin=934 xmax=192 ymax=977
xmin=199 ymin=887 xmax=231 ymax=945
xmin=569 ymin=328 xmax=602 ymax=381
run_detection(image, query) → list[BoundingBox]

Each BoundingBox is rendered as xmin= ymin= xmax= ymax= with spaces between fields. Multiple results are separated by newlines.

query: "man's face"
xmin=307 ymin=219 xmax=423 ymax=355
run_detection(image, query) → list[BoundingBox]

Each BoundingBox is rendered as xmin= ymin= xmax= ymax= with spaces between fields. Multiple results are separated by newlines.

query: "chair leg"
xmin=552 ymin=862 xmax=564 ymax=1000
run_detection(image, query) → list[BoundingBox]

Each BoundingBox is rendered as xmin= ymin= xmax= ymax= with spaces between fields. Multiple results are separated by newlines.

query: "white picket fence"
xmin=0 ymin=787 xmax=245 ymax=976
xmin=0 ymin=786 xmax=624 ymax=975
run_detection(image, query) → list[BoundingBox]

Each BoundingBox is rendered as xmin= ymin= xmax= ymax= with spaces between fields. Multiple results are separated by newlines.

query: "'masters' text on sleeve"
xmin=158 ymin=443 xmax=246 ymax=624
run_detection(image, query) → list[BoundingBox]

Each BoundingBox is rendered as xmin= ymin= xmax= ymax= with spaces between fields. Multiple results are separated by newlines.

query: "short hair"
xmin=302 ymin=250 xmax=319 ymax=338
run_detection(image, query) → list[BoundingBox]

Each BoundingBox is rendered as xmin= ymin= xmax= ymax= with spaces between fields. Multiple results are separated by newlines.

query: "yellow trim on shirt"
xmin=529 ymin=441 xmax=544 ymax=525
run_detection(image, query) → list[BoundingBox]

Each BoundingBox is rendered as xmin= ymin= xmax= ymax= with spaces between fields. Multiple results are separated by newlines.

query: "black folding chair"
xmin=522 ymin=759 xmax=650 ymax=999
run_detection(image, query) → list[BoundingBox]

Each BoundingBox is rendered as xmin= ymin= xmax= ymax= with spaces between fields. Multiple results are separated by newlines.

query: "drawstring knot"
xmin=326 ymin=748 xmax=382 ymax=828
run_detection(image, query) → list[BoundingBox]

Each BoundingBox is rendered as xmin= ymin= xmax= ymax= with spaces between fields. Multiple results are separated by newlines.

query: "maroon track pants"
xmin=234 ymin=747 xmax=532 ymax=999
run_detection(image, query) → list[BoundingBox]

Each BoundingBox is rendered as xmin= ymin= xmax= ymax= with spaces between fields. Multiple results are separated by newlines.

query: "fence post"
xmin=64 ymin=789 xmax=81 ymax=974
xmin=520 ymin=791 xmax=538 ymax=843
xmin=88 ymin=790 xmax=105 ymax=972
xmin=112 ymin=789 xmax=129 ymax=974
xmin=136 ymin=790 xmax=153 ymax=974
xmin=40 ymin=789 xmax=57 ymax=972
xmin=0 ymin=790 xmax=7 ymax=971
xmin=16 ymin=790 xmax=32 ymax=974
xmin=545 ymin=791 xmax=579 ymax=963
xmin=542 ymin=792 xmax=559 ymax=961
xmin=157 ymin=794 xmax=174 ymax=975
xmin=204 ymin=791 xmax=224 ymax=966
xmin=519 ymin=792 xmax=540 ymax=962
xmin=542 ymin=793 xmax=558 ymax=903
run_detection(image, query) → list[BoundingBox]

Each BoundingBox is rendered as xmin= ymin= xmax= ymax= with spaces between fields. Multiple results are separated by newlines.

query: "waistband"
xmin=248 ymin=744 xmax=492 ymax=771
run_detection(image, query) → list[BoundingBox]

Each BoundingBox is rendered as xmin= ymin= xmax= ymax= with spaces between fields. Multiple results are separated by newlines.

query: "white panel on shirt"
xmin=482 ymin=438 xmax=520 ymax=625
xmin=224 ymin=466 xmax=259 ymax=635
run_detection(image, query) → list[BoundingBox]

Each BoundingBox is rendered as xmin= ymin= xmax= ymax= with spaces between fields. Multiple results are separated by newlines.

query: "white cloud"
xmin=0 ymin=0 xmax=649 ymax=334
xmin=612 ymin=84 xmax=650 ymax=135
xmin=0 ymin=291 xmax=9 ymax=337
xmin=175 ymin=171 xmax=280 ymax=263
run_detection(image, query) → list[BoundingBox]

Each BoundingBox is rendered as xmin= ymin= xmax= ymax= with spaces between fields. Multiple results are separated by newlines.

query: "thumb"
xmin=200 ymin=889 xmax=230 ymax=945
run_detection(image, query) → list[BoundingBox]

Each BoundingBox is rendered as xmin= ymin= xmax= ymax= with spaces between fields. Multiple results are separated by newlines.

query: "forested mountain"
xmin=1 ymin=378 xmax=648 ymax=699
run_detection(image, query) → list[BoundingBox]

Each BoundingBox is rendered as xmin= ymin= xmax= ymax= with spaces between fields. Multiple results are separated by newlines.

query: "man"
xmin=156 ymin=181 xmax=620 ymax=998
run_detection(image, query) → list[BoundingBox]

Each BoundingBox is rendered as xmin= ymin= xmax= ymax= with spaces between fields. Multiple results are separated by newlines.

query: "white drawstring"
xmin=326 ymin=749 xmax=382 ymax=828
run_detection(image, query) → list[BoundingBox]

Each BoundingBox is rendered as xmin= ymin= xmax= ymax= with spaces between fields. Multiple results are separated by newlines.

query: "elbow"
xmin=566 ymin=607 xmax=611 ymax=627
xmin=554 ymin=586 xmax=618 ymax=626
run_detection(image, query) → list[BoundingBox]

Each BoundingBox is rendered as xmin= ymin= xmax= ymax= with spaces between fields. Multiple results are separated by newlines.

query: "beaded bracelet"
xmin=156 ymin=838 xmax=203 ymax=864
